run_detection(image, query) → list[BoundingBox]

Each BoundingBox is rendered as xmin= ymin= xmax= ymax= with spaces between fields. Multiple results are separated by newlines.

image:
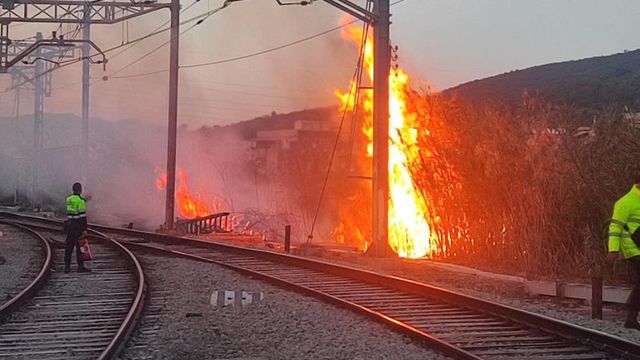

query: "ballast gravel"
xmin=117 ymin=253 xmax=453 ymax=360
xmin=0 ymin=224 xmax=43 ymax=303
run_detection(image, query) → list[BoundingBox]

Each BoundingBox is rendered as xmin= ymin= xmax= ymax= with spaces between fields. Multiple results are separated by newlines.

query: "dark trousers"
xmin=64 ymin=230 xmax=84 ymax=269
xmin=628 ymin=256 xmax=640 ymax=320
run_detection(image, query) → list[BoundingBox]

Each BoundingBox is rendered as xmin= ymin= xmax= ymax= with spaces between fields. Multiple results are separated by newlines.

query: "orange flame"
xmin=336 ymin=24 xmax=436 ymax=259
xmin=155 ymin=167 xmax=214 ymax=219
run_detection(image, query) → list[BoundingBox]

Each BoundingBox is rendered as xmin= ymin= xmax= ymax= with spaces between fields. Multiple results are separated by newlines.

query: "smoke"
xmin=25 ymin=0 xmax=357 ymax=127
xmin=0 ymin=113 xmax=243 ymax=229
xmin=0 ymin=1 xmax=365 ymax=243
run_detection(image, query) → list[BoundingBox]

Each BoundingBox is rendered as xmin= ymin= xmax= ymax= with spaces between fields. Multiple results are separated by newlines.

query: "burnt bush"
xmin=410 ymin=92 xmax=640 ymax=280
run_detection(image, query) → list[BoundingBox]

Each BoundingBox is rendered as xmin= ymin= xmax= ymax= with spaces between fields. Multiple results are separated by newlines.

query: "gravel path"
xmin=117 ymin=253 xmax=453 ymax=360
xmin=312 ymin=255 xmax=640 ymax=345
xmin=0 ymin=223 xmax=44 ymax=304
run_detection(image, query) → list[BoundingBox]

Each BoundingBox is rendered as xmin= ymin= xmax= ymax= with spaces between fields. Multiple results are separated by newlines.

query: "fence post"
xmin=555 ymin=281 xmax=565 ymax=302
xmin=284 ymin=225 xmax=291 ymax=253
xmin=591 ymin=265 xmax=603 ymax=319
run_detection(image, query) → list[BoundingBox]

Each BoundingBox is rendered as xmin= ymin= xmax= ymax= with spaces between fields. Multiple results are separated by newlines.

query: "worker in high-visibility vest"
xmin=65 ymin=182 xmax=91 ymax=273
xmin=608 ymin=183 xmax=640 ymax=330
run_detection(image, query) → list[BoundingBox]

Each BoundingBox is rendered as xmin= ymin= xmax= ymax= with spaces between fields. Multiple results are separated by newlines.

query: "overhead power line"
xmin=0 ymin=0 xmax=239 ymax=96
xmin=180 ymin=20 xmax=359 ymax=69
xmin=104 ymin=0 xmax=410 ymax=79
xmin=308 ymin=3 xmax=373 ymax=242
xmin=109 ymin=19 xmax=359 ymax=80
xmin=1 ymin=0 xmax=411 ymax=95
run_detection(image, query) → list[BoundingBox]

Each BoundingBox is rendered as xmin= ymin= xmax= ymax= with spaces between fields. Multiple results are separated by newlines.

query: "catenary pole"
xmin=32 ymin=31 xmax=43 ymax=209
xmin=81 ymin=5 xmax=91 ymax=184
xmin=371 ymin=0 xmax=391 ymax=256
xmin=164 ymin=0 xmax=180 ymax=230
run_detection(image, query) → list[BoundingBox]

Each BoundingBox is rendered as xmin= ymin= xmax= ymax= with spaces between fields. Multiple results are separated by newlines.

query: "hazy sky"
xmin=1 ymin=0 xmax=640 ymax=127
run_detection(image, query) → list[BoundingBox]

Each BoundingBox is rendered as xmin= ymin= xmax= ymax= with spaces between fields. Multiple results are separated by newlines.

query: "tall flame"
xmin=155 ymin=167 xmax=214 ymax=219
xmin=336 ymin=24 xmax=434 ymax=258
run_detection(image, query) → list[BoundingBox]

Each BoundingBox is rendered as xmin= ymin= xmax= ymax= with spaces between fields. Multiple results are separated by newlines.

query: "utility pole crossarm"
xmin=322 ymin=0 xmax=375 ymax=23
xmin=4 ymin=39 xmax=72 ymax=69
xmin=8 ymin=40 xmax=74 ymax=58
xmin=2 ymin=38 xmax=102 ymax=72
xmin=0 ymin=0 xmax=170 ymax=24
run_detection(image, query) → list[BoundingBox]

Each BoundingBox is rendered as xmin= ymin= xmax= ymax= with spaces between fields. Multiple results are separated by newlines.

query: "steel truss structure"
xmin=0 ymin=0 xmax=169 ymax=24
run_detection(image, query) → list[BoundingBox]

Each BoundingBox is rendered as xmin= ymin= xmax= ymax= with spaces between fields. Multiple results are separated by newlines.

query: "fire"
xmin=336 ymin=24 xmax=437 ymax=258
xmin=155 ymin=167 xmax=215 ymax=219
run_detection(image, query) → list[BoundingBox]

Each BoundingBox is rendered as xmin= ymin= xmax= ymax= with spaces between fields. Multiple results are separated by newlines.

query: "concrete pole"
xmin=32 ymin=31 xmax=44 ymax=209
xmin=13 ymin=86 xmax=20 ymax=204
xmin=81 ymin=6 xmax=91 ymax=184
xmin=370 ymin=0 xmax=391 ymax=256
xmin=164 ymin=0 xmax=180 ymax=230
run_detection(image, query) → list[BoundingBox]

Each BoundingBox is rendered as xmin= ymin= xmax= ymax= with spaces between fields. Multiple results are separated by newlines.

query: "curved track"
xmin=0 ymin=220 xmax=52 ymax=321
xmin=4 ymin=212 xmax=640 ymax=360
xmin=0 ymin=218 xmax=145 ymax=360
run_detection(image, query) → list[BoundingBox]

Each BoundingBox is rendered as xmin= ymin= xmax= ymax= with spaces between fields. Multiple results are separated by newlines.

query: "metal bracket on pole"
xmin=2 ymin=36 xmax=106 ymax=72
xmin=322 ymin=0 xmax=376 ymax=23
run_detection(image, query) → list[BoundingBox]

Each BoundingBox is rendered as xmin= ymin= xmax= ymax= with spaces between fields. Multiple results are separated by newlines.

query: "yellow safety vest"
xmin=608 ymin=185 xmax=640 ymax=259
xmin=66 ymin=194 xmax=87 ymax=221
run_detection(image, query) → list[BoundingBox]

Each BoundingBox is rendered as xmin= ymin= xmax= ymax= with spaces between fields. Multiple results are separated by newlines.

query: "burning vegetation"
xmin=142 ymin=22 xmax=640 ymax=281
xmin=155 ymin=166 xmax=220 ymax=219
xmin=335 ymin=24 xmax=454 ymax=259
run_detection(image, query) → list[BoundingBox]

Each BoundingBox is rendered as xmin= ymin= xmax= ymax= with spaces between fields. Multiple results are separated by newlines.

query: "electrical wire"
xmin=101 ymin=0 xmax=410 ymax=77
xmin=107 ymin=0 xmax=201 ymax=64
xmin=106 ymin=18 xmax=359 ymax=80
xmin=1 ymin=0 xmax=411 ymax=95
xmin=346 ymin=18 xmax=371 ymax=177
xmin=106 ymin=12 xmax=213 ymax=78
xmin=45 ymin=0 xmax=203 ymax=92
xmin=181 ymin=21 xmax=359 ymax=69
xmin=307 ymin=7 xmax=371 ymax=243
xmin=0 ymin=0 xmax=238 ymax=96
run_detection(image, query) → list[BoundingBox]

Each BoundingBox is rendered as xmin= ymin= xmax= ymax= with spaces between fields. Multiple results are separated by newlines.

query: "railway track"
xmin=3 ymin=212 xmax=640 ymax=360
xmin=0 ymin=218 xmax=145 ymax=360
xmin=0 ymin=221 xmax=52 ymax=325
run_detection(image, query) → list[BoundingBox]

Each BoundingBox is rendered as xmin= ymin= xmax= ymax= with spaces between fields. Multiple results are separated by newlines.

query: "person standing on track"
xmin=608 ymin=182 xmax=640 ymax=330
xmin=64 ymin=182 xmax=91 ymax=273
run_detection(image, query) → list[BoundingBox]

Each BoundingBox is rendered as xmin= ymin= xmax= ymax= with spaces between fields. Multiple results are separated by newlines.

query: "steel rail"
xmin=92 ymin=228 xmax=146 ymax=360
xmin=112 ymin=240 xmax=640 ymax=360
xmin=124 ymin=240 xmax=482 ymax=359
xmin=0 ymin=213 xmax=145 ymax=360
xmin=3 ymin=212 xmax=640 ymax=359
xmin=0 ymin=220 xmax=52 ymax=318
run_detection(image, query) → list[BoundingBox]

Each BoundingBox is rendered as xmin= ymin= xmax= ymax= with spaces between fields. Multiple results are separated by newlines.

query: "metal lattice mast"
xmin=8 ymin=36 xmax=76 ymax=207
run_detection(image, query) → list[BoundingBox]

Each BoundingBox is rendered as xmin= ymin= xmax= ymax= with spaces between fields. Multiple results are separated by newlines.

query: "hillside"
xmin=195 ymin=106 xmax=337 ymax=139
xmin=446 ymin=49 xmax=640 ymax=110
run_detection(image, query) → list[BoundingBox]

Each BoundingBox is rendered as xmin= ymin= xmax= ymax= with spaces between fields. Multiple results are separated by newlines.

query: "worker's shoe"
xmin=77 ymin=267 xmax=91 ymax=273
xmin=624 ymin=319 xmax=640 ymax=330
xmin=64 ymin=266 xmax=71 ymax=273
